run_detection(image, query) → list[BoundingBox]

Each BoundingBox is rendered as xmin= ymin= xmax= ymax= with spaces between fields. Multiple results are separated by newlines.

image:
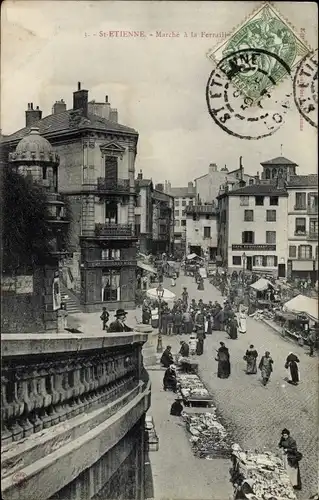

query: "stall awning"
xmin=250 ymin=278 xmax=274 ymax=291
xmin=137 ymin=261 xmax=157 ymax=274
xmin=187 ymin=253 xmax=198 ymax=260
xmin=283 ymin=294 xmax=318 ymax=321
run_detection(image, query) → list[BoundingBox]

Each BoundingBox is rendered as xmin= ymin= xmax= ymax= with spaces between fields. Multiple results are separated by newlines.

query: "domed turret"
xmin=9 ymin=127 xmax=59 ymax=165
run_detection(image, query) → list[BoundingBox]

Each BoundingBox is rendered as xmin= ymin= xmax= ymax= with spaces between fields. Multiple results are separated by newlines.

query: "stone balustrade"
xmin=1 ymin=332 xmax=151 ymax=500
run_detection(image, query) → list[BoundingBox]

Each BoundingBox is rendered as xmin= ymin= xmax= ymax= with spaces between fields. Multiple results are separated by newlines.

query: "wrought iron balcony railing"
xmin=307 ymin=231 xmax=318 ymax=241
xmin=95 ymin=223 xmax=135 ymax=238
xmin=97 ymin=177 xmax=130 ymax=193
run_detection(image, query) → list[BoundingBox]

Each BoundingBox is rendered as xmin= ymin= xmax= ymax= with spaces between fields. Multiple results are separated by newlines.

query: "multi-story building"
xmin=195 ymin=160 xmax=255 ymax=205
xmin=135 ymin=171 xmax=154 ymax=254
xmin=2 ymin=83 xmax=139 ymax=312
xmin=152 ymin=184 xmax=174 ymax=255
xmin=185 ymin=203 xmax=219 ymax=260
xmin=164 ymin=180 xmax=196 ymax=252
xmin=218 ymin=180 xmax=289 ymax=277
xmin=286 ymin=174 xmax=318 ymax=281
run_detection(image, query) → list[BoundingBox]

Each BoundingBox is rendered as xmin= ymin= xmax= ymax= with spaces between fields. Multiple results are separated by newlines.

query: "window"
xmin=308 ymin=193 xmax=318 ymax=212
xmin=242 ymin=231 xmax=254 ymax=244
xmin=175 ymin=220 xmax=180 ymax=227
xmin=298 ymin=245 xmax=312 ymax=259
xmin=244 ymin=210 xmax=254 ymax=221
xmin=102 ymin=271 xmax=120 ymax=302
xmin=266 ymin=255 xmax=277 ymax=267
xmin=289 ymin=245 xmax=297 ymax=258
xmin=253 ymin=255 xmax=264 ymax=266
xmin=271 ymin=169 xmax=277 ymax=179
xmin=175 ymin=200 xmax=179 ymax=207
xmin=270 ymin=196 xmax=278 ymax=206
xmin=255 ymin=196 xmax=264 ymax=206
xmin=188 ymin=200 xmax=194 ymax=206
xmin=181 ymin=220 xmax=186 ymax=226
xmin=101 ymin=249 xmax=121 ymax=260
xmin=295 ymin=217 xmax=306 ymax=234
xmin=182 ymin=210 xmax=186 ymax=216
xmin=266 ymin=231 xmax=276 ymax=244
xmin=105 ymin=201 xmax=117 ymax=222
xmin=136 ymin=195 xmax=141 ymax=208
xmin=204 ymin=227 xmax=211 ymax=238
xmin=135 ymin=224 xmax=141 ymax=237
xmin=205 ymin=215 xmax=211 ymax=220
xmin=249 ymin=178 xmax=254 ymax=185
xmin=266 ymin=210 xmax=276 ymax=222
xmin=295 ymin=192 xmax=306 ymax=210
xmin=104 ymin=156 xmax=118 ymax=183
xmin=182 ymin=200 xmax=186 ymax=206
xmin=175 ymin=210 xmax=179 ymax=217
xmin=233 ymin=256 xmax=241 ymax=265
xmin=265 ymin=168 xmax=270 ymax=180
xmin=310 ymin=218 xmax=318 ymax=234
xmin=240 ymin=196 xmax=249 ymax=206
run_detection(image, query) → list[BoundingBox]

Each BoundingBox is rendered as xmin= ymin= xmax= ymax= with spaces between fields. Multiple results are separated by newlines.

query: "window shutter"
xmin=253 ymin=256 xmax=256 ymax=266
xmin=252 ymin=232 xmax=255 ymax=244
xmin=298 ymin=246 xmax=301 ymax=259
xmin=262 ymin=256 xmax=267 ymax=267
xmin=242 ymin=232 xmax=245 ymax=243
xmin=274 ymin=256 xmax=278 ymax=267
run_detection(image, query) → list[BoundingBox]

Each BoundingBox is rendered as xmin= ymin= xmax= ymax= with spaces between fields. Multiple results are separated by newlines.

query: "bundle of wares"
xmin=230 ymin=445 xmax=297 ymax=500
xmin=183 ymin=411 xmax=232 ymax=459
xmin=177 ymin=373 xmax=210 ymax=400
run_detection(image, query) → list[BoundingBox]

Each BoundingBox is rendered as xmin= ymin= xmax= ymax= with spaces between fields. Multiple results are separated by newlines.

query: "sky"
xmin=1 ymin=1 xmax=318 ymax=184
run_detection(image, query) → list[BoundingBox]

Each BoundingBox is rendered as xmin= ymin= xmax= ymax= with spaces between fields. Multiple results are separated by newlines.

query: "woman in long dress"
xmin=197 ymin=277 xmax=204 ymax=291
xmin=238 ymin=309 xmax=247 ymax=334
xmin=227 ymin=316 xmax=238 ymax=340
xmin=216 ymin=342 xmax=231 ymax=378
xmin=196 ymin=328 xmax=205 ymax=355
xmin=285 ymin=353 xmax=300 ymax=385
xmin=244 ymin=344 xmax=258 ymax=374
xmin=279 ymin=429 xmax=302 ymax=490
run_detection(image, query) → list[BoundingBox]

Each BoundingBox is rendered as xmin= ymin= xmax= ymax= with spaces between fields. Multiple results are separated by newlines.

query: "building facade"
xmin=286 ymin=174 xmax=318 ymax=281
xmin=218 ymin=183 xmax=289 ymax=277
xmin=152 ymin=184 xmax=174 ymax=255
xmin=185 ymin=204 xmax=219 ymax=260
xmin=2 ymin=83 xmax=139 ymax=312
xmin=135 ymin=172 xmax=154 ymax=254
xmin=164 ymin=180 xmax=196 ymax=253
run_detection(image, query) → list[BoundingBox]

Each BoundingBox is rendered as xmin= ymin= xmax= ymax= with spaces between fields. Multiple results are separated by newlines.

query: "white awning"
xmin=283 ymin=294 xmax=318 ymax=321
xmin=250 ymin=278 xmax=274 ymax=291
xmin=137 ymin=262 xmax=157 ymax=274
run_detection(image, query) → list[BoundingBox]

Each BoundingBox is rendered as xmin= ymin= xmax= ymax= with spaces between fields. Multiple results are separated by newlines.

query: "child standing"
xmin=189 ymin=334 xmax=198 ymax=355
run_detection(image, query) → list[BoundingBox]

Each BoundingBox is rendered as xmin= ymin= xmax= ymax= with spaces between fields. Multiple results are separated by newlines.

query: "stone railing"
xmin=1 ymin=332 xmax=151 ymax=500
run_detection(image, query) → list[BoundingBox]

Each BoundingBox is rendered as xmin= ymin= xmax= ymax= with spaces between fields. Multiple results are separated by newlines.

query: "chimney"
xmin=105 ymin=95 xmax=108 ymax=103
xmin=25 ymin=102 xmax=42 ymax=127
xmin=155 ymin=183 xmax=164 ymax=192
xmin=52 ymin=99 xmax=67 ymax=115
xmin=255 ymin=172 xmax=260 ymax=184
xmin=137 ymin=169 xmax=143 ymax=180
xmin=73 ymin=82 xmax=88 ymax=117
xmin=110 ymin=108 xmax=118 ymax=123
xmin=209 ymin=163 xmax=218 ymax=174
xmin=239 ymin=156 xmax=243 ymax=181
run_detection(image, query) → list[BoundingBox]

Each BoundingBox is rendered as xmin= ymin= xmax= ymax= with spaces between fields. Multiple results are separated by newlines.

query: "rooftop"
xmin=218 ymin=183 xmax=288 ymax=198
xmin=2 ymin=109 xmax=138 ymax=145
xmin=260 ymin=156 xmax=298 ymax=166
xmin=136 ymin=178 xmax=153 ymax=188
xmin=287 ymin=174 xmax=318 ymax=188
xmin=168 ymin=187 xmax=196 ymax=197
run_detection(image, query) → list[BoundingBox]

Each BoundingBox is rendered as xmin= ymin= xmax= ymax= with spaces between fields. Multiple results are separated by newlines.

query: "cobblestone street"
xmin=161 ymin=274 xmax=319 ymax=499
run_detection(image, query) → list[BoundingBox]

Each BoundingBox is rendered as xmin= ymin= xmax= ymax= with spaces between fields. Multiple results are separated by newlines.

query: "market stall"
xmin=283 ymin=294 xmax=318 ymax=322
xmin=177 ymin=373 xmax=213 ymax=407
xmin=249 ymin=278 xmax=275 ymax=311
xmin=230 ymin=446 xmax=297 ymax=500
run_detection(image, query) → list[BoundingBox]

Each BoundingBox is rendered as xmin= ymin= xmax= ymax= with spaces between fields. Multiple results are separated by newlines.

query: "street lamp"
xmin=242 ymin=252 xmax=246 ymax=286
xmin=156 ymin=284 xmax=164 ymax=353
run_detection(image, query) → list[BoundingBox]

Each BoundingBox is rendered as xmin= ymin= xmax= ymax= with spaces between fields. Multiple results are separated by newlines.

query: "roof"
xmin=2 ymin=109 xmax=138 ymax=144
xmin=260 ymin=156 xmax=297 ymax=166
xmin=136 ymin=178 xmax=153 ymax=188
xmin=287 ymin=174 xmax=318 ymax=188
xmin=283 ymin=294 xmax=318 ymax=321
xmin=168 ymin=187 xmax=196 ymax=197
xmin=219 ymin=184 xmax=288 ymax=197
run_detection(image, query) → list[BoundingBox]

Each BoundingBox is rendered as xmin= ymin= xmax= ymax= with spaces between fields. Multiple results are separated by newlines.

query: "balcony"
xmin=185 ymin=204 xmax=218 ymax=215
xmin=293 ymin=205 xmax=307 ymax=211
xmin=307 ymin=231 xmax=318 ymax=241
xmin=97 ymin=177 xmax=130 ymax=194
xmin=81 ymin=223 xmax=137 ymax=240
xmin=294 ymin=230 xmax=307 ymax=237
xmin=232 ymin=244 xmax=276 ymax=251
xmin=1 ymin=332 xmax=151 ymax=500
xmin=85 ymin=259 xmax=137 ymax=268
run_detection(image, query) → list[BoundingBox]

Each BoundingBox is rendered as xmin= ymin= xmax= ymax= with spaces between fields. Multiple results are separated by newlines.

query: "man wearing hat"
xmin=170 ymin=396 xmax=183 ymax=416
xmin=108 ymin=309 xmax=133 ymax=333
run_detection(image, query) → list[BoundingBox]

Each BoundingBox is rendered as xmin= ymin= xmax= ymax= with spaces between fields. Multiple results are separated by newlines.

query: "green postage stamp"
xmin=207 ymin=2 xmax=311 ymax=100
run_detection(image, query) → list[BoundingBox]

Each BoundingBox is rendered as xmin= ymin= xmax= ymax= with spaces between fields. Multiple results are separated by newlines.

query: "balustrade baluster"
xmin=1 ymin=376 xmax=13 ymax=444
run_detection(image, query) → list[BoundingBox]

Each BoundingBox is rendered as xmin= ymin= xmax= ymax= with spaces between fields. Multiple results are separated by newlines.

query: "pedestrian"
xmin=170 ymin=396 xmax=184 ymax=416
xmin=160 ymin=345 xmax=174 ymax=367
xmin=161 ymin=308 xmax=168 ymax=335
xmin=206 ymin=313 xmax=213 ymax=335
xmin=179 ymin=340 xmax=190 ymax=357
xmin=100 ymin=306 xmax=109 ymax=330
xmin=308 ymin=328 xmax=317 ymax=356
xmin=182 ymin=310 xmax=193 ymax=334
xmin=173 ymin=309 xmax=182 ymax=335
xmin=167 ymin=309 xmax=174 ymax=336
xmin=285 ymin=353 xmax=300 ymax=385
xmin=107 ymin=309 xmax=133 ymax=332
xmin=227 ymin=316 xmax=238 ymax=340
xmin=258 ymin=351 xmax=273 ymax=386
xmin=181 ymin=287 xmax=188 ymax=307
xmin=163 ymin=364 xmax=177 ymax=392
xmin=142 ymin=305 xmax=151 ymax=324
xmin=279 ymin=429 xmax=302 ymax=490
xmin=171 ymin=272 xmax=177 ymax=287
xmin=196 ymin=327 xmax=205 ymax=356
xmin=244 ymin=344 xmax=258 ymax=374
xmin=237 ymin=308 xmax=247 ymax=334
xmin=189 ymin=334 xmax=198 ymax=355
xmin=216 ymin=342 xmax=231 ymax=379
xmin=197 ymin=277 xmax=204 ymax=291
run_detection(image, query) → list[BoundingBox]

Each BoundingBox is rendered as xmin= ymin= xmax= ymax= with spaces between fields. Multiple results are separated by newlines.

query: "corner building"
xmin=2 ymin=83 xmax=139 ymax=312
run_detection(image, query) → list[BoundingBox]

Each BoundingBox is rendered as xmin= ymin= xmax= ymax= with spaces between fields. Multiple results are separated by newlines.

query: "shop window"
xmin=295 ymin=218 xmax=306 ymax=235
xmin=232 ymin=256 xmax=241 ymax=265
xmin=253 ymin=255 xmax=264 ymax=267
xmin=269 ymin=196 xmax=278 ymax=206
xmin=298 ymin=245 xmax=312 ymax=259
xmin=266 ymin=210 xmax=276 ymax=222
xmin=295 ymin=192 xmax=306 ymax=210
xmin=289 ymin=245 xmax=297 ymax=258
xmin=244 ymin=210 xmax=254 ymax=221
xmin=102 ymin=271 xmax=120 ymax=302
xmin=255 ymin=196 xmax=264 ymax=206
xmin=181 ymin=220 xmax=186 ymax=226
xmin=204 ymin=226 xmax=211 ymax=238
xmin=242 ymin=231 xmax=254 ymax=244
xmin=266 ymin=231 xmax=276 ymax=244
xmin=265 ymin=255 xmax=277 ymax=267
xmin=240 ymin=196 xmax=249 ymax=206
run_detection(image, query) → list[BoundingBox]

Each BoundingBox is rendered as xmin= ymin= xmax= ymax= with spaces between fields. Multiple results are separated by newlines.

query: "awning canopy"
xmin=137 ymin=261 xmax=157 ymax=274
xmin=250 ymin=278 xmax=274 ymax=292
xmin=283 ymin=294 xmax=318 ymax=321
xmin=187 ymin=253 xmax=204 ymax=260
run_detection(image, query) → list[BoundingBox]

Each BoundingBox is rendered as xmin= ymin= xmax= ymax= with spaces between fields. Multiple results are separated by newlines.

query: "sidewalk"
xmin=147 ymin=368 xmax=233 ymax=500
